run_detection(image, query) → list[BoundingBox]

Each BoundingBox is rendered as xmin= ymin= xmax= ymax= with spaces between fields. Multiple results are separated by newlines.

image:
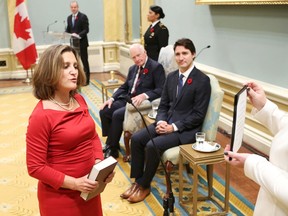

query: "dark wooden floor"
xmin=0 ymin=72 xmax=260 ymax=206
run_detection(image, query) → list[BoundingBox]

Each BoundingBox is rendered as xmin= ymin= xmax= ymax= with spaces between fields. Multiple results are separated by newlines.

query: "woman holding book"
xmin=224 ymin=81 xmax=288 ymax=216
xmin=26 ymin=44 xmax=114 ymax=216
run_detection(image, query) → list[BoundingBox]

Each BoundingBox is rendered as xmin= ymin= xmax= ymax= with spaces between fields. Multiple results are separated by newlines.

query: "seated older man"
xmin=99 ymin=44 xmax=166 ymax=159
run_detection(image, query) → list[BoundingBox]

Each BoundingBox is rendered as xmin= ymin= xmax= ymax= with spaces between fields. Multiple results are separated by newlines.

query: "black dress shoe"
xmin=104 ymin=148 xmax=119 ymax=159
xmin=102 ymin=145 xmax=110 ymax=153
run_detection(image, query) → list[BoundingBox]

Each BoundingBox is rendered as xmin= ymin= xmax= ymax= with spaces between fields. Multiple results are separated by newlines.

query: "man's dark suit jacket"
xmin=112 ymin=58 xmax=166 ymax=101
xmin=144 ymin=22 xmax=169 ymax=61
xmin=66 ymin=11 xmax=89 ymax=48
xmin=156 ymin=66 xmax=211 ymax=144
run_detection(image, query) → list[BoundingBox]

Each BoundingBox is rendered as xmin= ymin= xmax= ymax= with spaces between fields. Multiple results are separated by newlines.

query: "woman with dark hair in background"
xmin=144 ymin=5 xmax=169 ymax=61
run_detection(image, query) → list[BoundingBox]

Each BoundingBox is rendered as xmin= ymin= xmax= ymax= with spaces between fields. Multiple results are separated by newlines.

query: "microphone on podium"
xmin=125 ymin=95 xmax=175 ymax=216
xmin=46 ymin=20 xmax=58 ymax=32
xmin=195 ymin=45 xmax=211 ymax=59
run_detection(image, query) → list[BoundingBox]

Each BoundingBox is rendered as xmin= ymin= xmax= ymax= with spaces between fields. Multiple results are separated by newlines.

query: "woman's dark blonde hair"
xmin=32 ymin=44 xmax=86 ymax=100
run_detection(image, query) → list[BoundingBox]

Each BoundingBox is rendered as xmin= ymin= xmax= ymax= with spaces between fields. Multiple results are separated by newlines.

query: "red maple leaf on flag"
xmin=14 ymin=13 xmax=31 ymax=40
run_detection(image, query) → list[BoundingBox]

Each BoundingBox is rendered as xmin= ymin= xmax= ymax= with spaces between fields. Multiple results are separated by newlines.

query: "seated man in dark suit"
xmin=99 ymin=44 xmax=166 ymax=159
xmin=120 ymin=38 xmax=211 ymax=203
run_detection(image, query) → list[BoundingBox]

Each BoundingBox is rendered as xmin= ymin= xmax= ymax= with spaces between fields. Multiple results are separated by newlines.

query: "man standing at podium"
xmin=66 ymin=1 xmax=90 ymax=85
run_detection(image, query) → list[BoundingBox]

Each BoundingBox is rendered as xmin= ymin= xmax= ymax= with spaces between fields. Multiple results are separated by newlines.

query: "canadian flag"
xmin=13 ymin=0 xmax=37 ymax=70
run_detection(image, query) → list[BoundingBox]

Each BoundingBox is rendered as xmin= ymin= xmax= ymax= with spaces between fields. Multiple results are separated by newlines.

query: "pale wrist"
xmin=72 ymin=178 xmax=77 ymax=190
xmin=63 ymin=175 xmax=77 ymax=190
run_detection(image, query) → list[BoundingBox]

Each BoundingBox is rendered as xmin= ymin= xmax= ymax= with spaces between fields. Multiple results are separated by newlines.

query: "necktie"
xmin=72 ymin=15 xmax=75 ymax=27
xmin=177 ymin=74 xmax=184 ymax=97
xmin=131 ymin=66 xmax=143 ymax=96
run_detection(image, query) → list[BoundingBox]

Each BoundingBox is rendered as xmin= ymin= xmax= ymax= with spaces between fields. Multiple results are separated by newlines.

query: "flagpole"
xmin=22 ymin=69 xmax=31 ymax=83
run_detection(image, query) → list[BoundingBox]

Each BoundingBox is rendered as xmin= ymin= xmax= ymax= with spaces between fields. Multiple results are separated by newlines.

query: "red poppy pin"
xmin=143 ymin=68 xmax=149 ymax=75
xmin=150 ymin=28 xmax=154 ymax=33
xmin=75 ymin=16 xmax=78 ymax=21
xmin=187 ymin=78 xmax=193 ymax=85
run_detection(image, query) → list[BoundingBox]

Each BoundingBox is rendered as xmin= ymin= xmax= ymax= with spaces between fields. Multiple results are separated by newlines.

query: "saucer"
xmin=192 ymin=142 xmax=221 ymax=153
xmin=148 ymin=111 xmax=156 ymax=119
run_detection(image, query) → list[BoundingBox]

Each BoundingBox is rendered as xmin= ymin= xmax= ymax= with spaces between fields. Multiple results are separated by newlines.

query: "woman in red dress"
xmin=26 ymin=45 xmax=114 ymax=216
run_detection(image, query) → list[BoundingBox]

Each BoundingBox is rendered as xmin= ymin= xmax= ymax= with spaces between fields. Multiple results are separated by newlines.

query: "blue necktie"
xmin=177 ymin=74 xmax=184 ymax=98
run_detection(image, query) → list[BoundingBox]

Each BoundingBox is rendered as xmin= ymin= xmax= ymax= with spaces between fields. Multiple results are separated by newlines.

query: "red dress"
xmin=26 ymin=94 xmax=104 ymax=216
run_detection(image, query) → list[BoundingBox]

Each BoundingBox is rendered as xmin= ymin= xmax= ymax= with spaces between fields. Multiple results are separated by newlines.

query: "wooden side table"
xmin=143 ymin=114 xmax=155 ymax=125
xmin=100 ymin=80 xmax=124 ymax=102
xmin=179 ymin=144 xmax=230 ymax=216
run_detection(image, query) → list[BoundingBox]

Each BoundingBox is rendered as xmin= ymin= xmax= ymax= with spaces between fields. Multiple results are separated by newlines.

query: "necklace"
xmin=49 ymin=97 xmax=74 ymax=111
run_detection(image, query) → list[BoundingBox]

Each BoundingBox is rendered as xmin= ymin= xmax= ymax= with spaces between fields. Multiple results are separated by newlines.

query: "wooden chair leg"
xmin=206 ymin=164 xmax=213 ymax=198
xmin=123 ymin=131 xmax=132 ymax=162
xmin=164 ymin=160 xmax=174 ymax=198
xmin=185 ymin=163 xmax=191 ymax=174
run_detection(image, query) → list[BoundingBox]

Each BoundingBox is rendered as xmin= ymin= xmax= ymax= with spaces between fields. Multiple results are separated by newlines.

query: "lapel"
xmin=170 ymin=72 xmax=179 ymax=107
xmin=69 ymin=15 xmax=73 ymax=27
xmin=138 ymin=67 xmax=144 ymax=83
xmin=153 ymin=22 xmax=161 ymax=31
xmin=128 ymin=66 xmax=140 ymax=93
xmin=133 ymin=66 xmax=140 ymax=82
xmin=166 ymin=72 xmax=178 ymax=121
xmin=75 ymin=13 xmax=79 ymax=26
xmin=138 ymin=58 xmax=151 ymax=85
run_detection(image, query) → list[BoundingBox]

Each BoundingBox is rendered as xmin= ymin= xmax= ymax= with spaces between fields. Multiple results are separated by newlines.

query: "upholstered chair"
xmin=161 ymin=74 xmax=224 ymax=197
xmin=122 ymin=45 xmax=178 ymax=162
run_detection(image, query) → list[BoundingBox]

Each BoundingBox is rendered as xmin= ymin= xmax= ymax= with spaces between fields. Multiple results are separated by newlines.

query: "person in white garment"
xmin=224 ymin=81 xmax=288 ymax=216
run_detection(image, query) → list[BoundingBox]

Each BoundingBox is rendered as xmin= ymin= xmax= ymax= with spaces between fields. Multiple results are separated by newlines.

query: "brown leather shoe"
xmin=120 ymin=183 xmax=139 ymax=199
xmin=127 ymin=186 xmax=150 ymax=203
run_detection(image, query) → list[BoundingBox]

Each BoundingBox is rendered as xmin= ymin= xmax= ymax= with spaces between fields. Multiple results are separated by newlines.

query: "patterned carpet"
xmin=0 ymin=82 xmax=254 ymax=216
